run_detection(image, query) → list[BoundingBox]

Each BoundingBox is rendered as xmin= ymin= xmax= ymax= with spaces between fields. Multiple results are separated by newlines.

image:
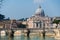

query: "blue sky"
xmin=1 ymin=0 xmax=60 ymax=19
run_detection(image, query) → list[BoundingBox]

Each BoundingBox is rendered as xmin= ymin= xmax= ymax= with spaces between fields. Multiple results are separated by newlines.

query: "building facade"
xmin=27 ymin=6 xmax=52 ymax=28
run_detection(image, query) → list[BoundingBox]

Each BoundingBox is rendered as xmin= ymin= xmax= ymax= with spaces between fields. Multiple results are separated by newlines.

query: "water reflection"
xmin=55 ymin=39 xmax=60 ymax=40
xmin=8 ymin=37 xmax=13 ymax=40
xmin=0 ymin=35 xmax=56 ymax=40
xmin=0 ymin=36 xmax=7 ymax=40
xmin=26 ymin=37 xmax=30 ymax=40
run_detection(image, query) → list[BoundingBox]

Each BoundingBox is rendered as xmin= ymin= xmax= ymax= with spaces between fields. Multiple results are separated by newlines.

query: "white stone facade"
xmin=27 ymin=6 xmax=52 ymax=28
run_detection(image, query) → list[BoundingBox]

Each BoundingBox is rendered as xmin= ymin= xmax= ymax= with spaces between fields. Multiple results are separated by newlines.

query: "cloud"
xmin=34 ymin=0 xmax=45 ymax=3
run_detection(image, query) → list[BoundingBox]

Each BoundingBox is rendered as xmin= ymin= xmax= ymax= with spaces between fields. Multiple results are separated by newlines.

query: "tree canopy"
xmin=17 ymin=23 xmax=27 ymax=28
xmin=53 ymin=19 xmax=60 ymax=28
xmin=53 ymin=19 xmax=60 ymax=24
xmin=0 ymin=14 xmax=5 ymax=21
xmin=18 ymin=18 xmax=28 ymax=21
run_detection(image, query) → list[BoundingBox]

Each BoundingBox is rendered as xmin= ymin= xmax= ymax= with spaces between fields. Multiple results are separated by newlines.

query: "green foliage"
xmin=53 ymin=19 xmax=60 ymax=24
xmin=0 ymin=14 xmax=5 ymax=21
xmin=53 ymin=19 xmax=60 ymax=28
xmin=17 ymin=23 xmax=27 ymax=28
xmin=6 ymin=17 xmax=10 ymax=20
xmin=18 ymin=18 xmax=28 ymax=21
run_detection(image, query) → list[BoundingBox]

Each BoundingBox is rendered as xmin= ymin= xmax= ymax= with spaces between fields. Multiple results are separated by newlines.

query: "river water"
xmin=0 ymin=35 xmax=57 ymax=40
xmin=0 ymin=35 xmax=55 ymax=40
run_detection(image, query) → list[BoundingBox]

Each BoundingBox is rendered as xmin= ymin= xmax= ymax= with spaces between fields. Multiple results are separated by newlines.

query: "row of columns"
xmin=33 ymin=21 xmax=45 ymax=28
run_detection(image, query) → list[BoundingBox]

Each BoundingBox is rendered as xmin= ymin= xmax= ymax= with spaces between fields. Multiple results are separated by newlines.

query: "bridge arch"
xmin=14 ymin=30 xmax=22 ymax=36
xmin=0 ymin=30 xmax=6 ymax=36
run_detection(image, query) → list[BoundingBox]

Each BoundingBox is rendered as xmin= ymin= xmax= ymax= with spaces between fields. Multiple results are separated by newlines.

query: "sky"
xmin=0 ymin=0 xmax=60 ymax=19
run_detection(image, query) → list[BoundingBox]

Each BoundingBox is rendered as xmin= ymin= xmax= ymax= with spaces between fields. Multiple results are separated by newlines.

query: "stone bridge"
xmin=0 ymin=28 xmax=59 ymax=37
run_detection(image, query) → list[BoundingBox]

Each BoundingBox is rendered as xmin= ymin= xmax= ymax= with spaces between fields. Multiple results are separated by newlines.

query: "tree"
xmin=6 ymin=17 xmax=10 ymax=20
xmin=18 ymin=18 xmax=28 ymax=21
xmin=17 ymin=23 xmax=27 ymax=28
xmin=53 ymin=19 xmax=60 ymax=28
xmin=0 ymin=14 xmax=5 ymax=21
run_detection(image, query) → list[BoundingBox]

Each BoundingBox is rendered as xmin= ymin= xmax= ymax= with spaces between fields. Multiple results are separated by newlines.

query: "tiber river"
xmin=0 ymin=35 xmax=57 ymax=40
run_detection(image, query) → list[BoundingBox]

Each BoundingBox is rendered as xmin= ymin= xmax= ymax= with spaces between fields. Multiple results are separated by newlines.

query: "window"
xmin=40 ymin=21 xmax=41 ymax=28
xmin=43 ymin=23 xmax=45 ymax=27
xmin=40 ymin=23 xmax=41 ymax=28
xmin=36 ymin=23 xmax=38 ymax=27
